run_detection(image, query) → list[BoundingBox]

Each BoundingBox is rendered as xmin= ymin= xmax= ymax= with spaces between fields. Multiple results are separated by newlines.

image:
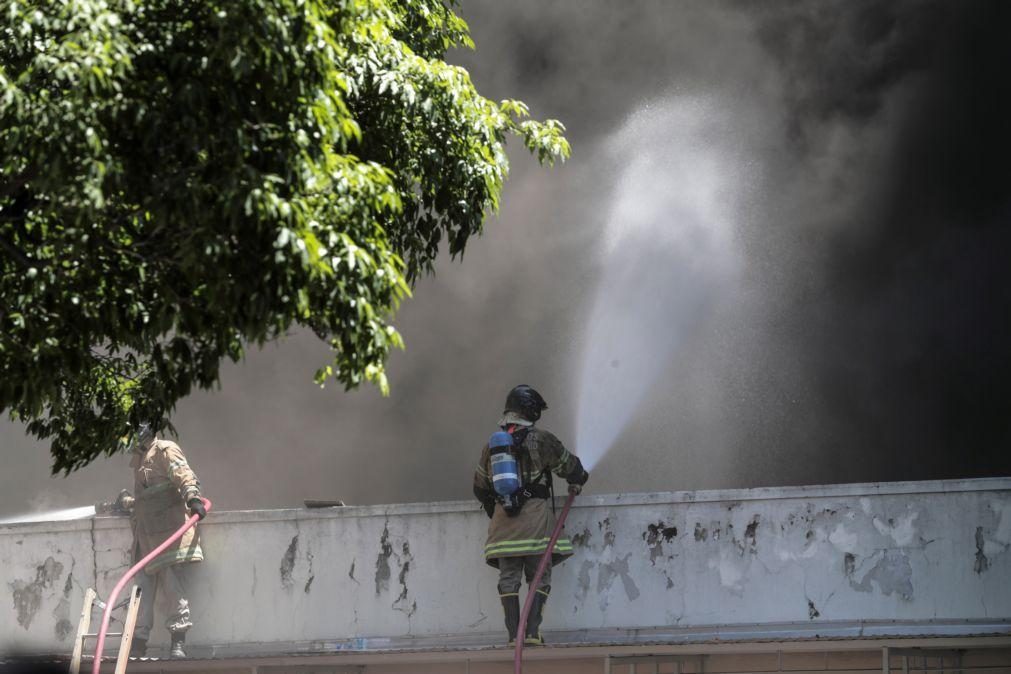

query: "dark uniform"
xmin=474 ymin=389 xmax=588 ymax=646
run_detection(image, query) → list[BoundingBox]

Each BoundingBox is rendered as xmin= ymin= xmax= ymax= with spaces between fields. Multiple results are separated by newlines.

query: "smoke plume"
xmin=1 ymin=0 xmax=1009 ymax=516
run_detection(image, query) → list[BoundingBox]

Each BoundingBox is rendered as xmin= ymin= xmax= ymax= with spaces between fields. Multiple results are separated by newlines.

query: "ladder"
xmin=69 ymin=585 xmax=142 ymax=674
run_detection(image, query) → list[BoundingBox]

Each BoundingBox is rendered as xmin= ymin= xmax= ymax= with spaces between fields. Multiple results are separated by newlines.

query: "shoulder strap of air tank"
xmin=547 ymin=469 xmax=555 ymax=514
xmin=511 ymin=426 xmax=553 ymax=507
xmin=507 ymin=424 xmax=530 ymax=487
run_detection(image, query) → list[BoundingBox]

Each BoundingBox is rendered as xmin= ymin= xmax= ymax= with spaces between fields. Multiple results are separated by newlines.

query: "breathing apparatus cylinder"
xmin=489 ymin=431 xmax=522 ymax=514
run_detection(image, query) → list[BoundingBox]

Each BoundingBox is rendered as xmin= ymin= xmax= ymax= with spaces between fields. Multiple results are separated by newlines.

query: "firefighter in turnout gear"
xmin=127 ymin=424 xmax=207 ymax=659
xmin=473 ymin=385 xmax=589 ymax=646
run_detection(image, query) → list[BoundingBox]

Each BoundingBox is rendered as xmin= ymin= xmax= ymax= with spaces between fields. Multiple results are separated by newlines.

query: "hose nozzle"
xmin=95 ymin=489 xmax=134 ymax=516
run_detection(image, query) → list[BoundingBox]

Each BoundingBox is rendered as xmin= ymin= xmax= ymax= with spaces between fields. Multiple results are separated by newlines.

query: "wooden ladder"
xmin=69 ymin=585 xmax=142 ymax=674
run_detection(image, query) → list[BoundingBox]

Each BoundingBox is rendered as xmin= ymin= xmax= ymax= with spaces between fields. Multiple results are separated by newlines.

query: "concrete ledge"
xmin=2 ymin=477 xmax=1008 ymax=533
xmin=3 ymin=478 xmax=1010 ymax=656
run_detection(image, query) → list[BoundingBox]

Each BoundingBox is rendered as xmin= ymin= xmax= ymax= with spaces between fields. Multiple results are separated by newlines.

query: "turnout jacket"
xmin=473 ymin=426 xmax=587 ymax=567
xmin=130 ymin=439 xmax=204 ymax=574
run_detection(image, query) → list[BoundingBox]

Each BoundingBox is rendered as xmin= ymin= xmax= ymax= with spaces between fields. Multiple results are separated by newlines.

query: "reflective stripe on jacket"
xmin=473 ymin=426 xmax=584 ymax=567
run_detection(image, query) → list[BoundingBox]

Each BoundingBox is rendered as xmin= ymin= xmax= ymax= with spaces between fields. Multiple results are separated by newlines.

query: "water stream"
xmin=575 ymin=96 xmax=746 ymax=471
xmin=0 ymin=505 xmax=96 ymax=525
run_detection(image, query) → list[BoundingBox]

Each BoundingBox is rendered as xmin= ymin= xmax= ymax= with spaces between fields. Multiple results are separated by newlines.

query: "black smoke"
xmin=738 ymin=0 xmax=1011 ymax=482
xmin=0 ymin=0 xmax=1008 ymax=516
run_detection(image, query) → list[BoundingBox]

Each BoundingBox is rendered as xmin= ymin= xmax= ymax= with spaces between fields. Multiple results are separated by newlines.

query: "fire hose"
xmin=514 ymin=491 xmax=576 ymax=674
xmin=91 ymin=497 xmax=211 ymax=674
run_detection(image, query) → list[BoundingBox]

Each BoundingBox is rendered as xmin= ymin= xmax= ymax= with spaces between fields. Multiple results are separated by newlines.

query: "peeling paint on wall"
xmin=972 ymin=499 xmax=1011 ymax=575
xmin=52 ymin=598 xmax=72 ymax=641
xmin=597 ymin=552 xmax=640 ymax=609
xmin=392 ymin=541 xmax=416 ymax=617
xmin=370 ymin=522 xmax=417 ymax=620
xmin=280 ymin=535 xmax=298 ymax=590
xmin=643 ymin=521 xmax=677 ymax=565
xmin=992 ymin=499 xmax=1011 ymax=544
xmin=873 ymin=512 xmax=919 ymax=546
xmin=575 ymin=559 xmax=593 ymax=603
xmin=829 ymin=523 xmax=858 ymax=553
xmin=848 ymin=550 xmax=914 ymax=600
xmin=52 ymin=564 xmax=75 ymax=641
xmin=349 ymin=558 xmax=358 ymax=584
xmin=9 ymin=557 xmax=64 ymax=630
xmin=303 ymin=545 xmax=315 ymax=593
xmin=743 ymin=516 xmax=759 ymax=552
xmin=710 ymin=547 xmax=748 ymax=595
xmin=571 ymin=528 xmax=592 ymax=548
xmin=375 ymin=523 xmax=392 ymax=596
xmin=599 ymin=518 xmax=615 ymax=547
xmin=975 ymin=527 xmax=990 ymax=574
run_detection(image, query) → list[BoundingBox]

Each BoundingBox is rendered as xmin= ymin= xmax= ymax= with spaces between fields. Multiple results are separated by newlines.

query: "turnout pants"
xmin=133 ymin=562 xmax=195 ymax=641
xmin=497 ymin=555 xmax=552 ymax=595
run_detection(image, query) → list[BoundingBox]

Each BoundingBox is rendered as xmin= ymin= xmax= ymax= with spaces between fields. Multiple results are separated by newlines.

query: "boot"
xmin=524 ymin=590 xmax=548 ymax=646
xmin=500 ymin=593 xmax=520 ymax=645
xmin=128 ymin=638 xmax=147 ymax=658
xmin=169 ymin=632 xmax=187 ymax=659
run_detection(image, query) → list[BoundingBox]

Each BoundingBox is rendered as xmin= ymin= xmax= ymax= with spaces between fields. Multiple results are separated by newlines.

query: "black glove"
xmin=482 ymin=500 xmax=496 ymax=518
xmin=568 ymin=469 xmax=589 ymax=495
xmin=187 ymin=498 xmax=207 ymax=520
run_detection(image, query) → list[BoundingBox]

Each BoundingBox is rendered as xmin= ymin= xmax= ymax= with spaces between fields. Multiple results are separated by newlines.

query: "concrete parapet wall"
xmin=2 ymin=478 xmax=1009 ymax=653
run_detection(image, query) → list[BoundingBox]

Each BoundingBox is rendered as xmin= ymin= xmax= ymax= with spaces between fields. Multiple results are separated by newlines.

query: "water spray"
xmin=575 ymin=96 xmax=744 ymax=472
xmin=0 ymin=505 xmax=97 ymax=525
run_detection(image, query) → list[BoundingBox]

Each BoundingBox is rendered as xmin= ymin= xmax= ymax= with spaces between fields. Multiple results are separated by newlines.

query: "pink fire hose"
xmin=91 ymin=497 xmax=211 ymax=674
xmin=514 ymin=491 xmax=575 ymax=674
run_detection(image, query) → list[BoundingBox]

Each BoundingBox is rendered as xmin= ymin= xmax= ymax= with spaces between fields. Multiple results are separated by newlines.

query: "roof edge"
xmin=2 ymin=476 xmax=1009 ymax=533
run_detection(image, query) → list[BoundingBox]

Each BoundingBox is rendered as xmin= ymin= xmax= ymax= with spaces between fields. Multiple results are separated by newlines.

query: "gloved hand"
xmin=568 ymin=469 xmax=589 ymax=495
xmin=187 ymin=498 xmax=207 ymax=520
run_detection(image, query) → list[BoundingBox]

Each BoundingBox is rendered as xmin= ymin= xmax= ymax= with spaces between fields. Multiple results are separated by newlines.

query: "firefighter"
xmin=473 ymin=385 xmax=589 ymax=646
xmin=127 ymin=424 xmax=207 ymax=659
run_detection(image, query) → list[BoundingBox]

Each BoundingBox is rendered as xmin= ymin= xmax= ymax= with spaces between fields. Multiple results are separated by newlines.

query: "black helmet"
xmin=503 ymin=385 xmax=548 ymax=422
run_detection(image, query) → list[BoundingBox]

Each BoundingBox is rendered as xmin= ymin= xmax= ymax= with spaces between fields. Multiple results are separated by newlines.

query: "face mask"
xmin=126 ymin=423 xmax=155 ymax=454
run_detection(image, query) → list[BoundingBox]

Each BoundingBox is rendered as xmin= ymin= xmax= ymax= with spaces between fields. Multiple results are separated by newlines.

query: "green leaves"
xmin=0 ymin=0 xmax=568 ymax=473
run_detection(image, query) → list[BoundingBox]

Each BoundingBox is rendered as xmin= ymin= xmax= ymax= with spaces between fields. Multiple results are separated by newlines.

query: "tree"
xmin=0 ymin=0 xmax=569 ymax=472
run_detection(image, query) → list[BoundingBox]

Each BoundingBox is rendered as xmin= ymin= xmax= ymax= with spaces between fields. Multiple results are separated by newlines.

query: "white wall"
xmin=2 ymin=478 xmax=1009 ymax=654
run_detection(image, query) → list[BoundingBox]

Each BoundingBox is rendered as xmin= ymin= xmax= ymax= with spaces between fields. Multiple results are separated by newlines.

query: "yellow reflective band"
xmin=485 ymin=538 xmax=574 ymax=549
xmin=498 ymin=592 xmax=520 ymax=598
xmin=485 ymin=540 xmax=574 ymax=555
xmin=485 ymin=546 xmax=573 ymax=556
xmin=485 ymin=537 xmax=574 ymax=547
xmin=487 ymin=537 xmax=553 ymax=545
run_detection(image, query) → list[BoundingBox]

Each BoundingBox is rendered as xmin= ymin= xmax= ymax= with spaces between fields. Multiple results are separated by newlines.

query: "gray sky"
xmin=2 ymin=0 xmax=1009 ymax=518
